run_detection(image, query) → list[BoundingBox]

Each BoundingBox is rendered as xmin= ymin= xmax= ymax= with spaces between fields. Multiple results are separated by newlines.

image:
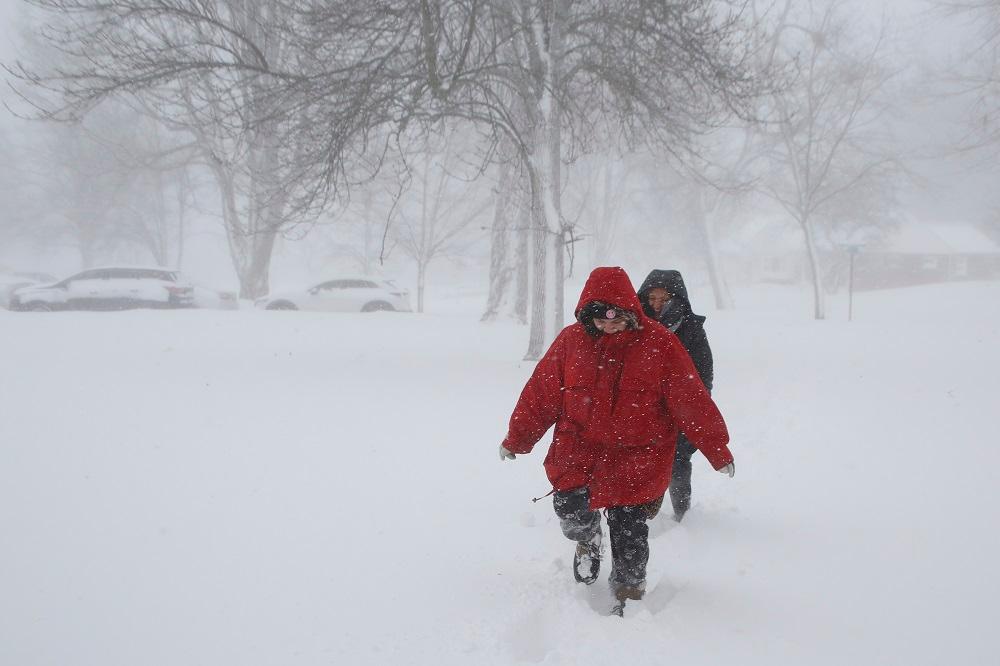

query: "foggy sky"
xmin=0 ymin=0 xmax=997 ymax=283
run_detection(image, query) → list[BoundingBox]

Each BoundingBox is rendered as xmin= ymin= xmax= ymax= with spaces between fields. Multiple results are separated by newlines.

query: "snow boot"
xmin=609 ymin=582 xmax=645 ymax=617
xmin=573 ymin=529 xmax=602 ymax=585
xmin=613 ymin=583 xmax=645 ymax=602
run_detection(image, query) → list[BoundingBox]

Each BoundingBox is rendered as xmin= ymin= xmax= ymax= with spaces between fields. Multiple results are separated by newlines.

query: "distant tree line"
xmin=5 ymin=0 xmax=955 ymax=338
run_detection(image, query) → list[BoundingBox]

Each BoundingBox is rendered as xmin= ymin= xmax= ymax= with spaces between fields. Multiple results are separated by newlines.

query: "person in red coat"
xmin=499 ymin=266 xmax=734 ymax=604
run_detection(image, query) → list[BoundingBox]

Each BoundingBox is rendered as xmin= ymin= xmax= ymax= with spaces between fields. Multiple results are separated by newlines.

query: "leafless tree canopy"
xmin=8 ymin=0 xmax=770 ymax=324
xmin=12 ymin=0 xmax=765 ymax=194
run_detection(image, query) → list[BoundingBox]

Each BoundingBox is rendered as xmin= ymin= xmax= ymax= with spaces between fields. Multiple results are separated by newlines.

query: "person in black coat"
xmin=637 ymin=269 xmax=715 ymax=522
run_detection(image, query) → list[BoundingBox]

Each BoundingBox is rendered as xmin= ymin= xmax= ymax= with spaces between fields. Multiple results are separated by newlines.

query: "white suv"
xmin=0 ymin=272 xmax=57 ymax=309
xmin=9 ymin=267 xmax=195 ymax=311
xmin=255 ymin=278 xmax=412 ymax=312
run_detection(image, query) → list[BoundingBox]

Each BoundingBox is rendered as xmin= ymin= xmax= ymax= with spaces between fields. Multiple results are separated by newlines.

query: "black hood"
xmin=637 ymin=269 xmax=713 ymax=390
xmin=638 ymin=269 xmax=691 ymax=304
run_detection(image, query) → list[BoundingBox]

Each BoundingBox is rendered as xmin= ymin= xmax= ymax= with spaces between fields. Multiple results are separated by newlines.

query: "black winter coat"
xmin=637 ymin=269 xmax=714 ymax=392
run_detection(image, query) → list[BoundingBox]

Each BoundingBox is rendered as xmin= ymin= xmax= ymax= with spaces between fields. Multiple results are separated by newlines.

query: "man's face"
xmin=647 ymin=288 xmax=672 ymax=313
xmin=593 ymin=317 xmax=628 ymax=334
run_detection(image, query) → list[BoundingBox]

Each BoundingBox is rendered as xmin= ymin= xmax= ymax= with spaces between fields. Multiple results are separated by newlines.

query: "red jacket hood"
xmin=575 ymin=267 xmax=644 ymax=317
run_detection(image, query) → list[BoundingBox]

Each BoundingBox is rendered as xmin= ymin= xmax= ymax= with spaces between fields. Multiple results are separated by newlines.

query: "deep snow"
xmin=1 ymin=281 xmax=998 ymax=665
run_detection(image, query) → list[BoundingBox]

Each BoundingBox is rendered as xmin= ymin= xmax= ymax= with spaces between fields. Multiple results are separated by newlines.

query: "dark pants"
xmin=669 ymin=435 xmax=697 ymax=517
xmin=553 ymin=487 xmax=651 ymax=589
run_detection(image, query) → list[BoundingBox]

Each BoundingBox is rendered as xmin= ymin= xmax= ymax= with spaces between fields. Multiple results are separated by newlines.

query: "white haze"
xmin=0 ymin=0 xmax=997 ymax=294
xmin=0 ymin=2 xmax=999 ymax=664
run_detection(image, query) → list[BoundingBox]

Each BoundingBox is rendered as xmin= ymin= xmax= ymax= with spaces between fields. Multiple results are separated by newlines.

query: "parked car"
xmin=9 ymin=267 xmax=195 ymax=311
xmin=255 ymin=277 xmax=412 ymax=312
xmin=192 ymin=284 xmax=240 ymax=310
xmin=0 ymin=272 xmax=57 ymax=309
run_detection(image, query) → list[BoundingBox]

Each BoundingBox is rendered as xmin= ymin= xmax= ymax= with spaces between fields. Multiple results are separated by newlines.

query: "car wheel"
xmin=362 ymin=301 xmax=394 ymax=312
xmin=266 ymin=301 xmax=298 ymax=311
xmin=27 ymin=302 xmax=52 ymax=312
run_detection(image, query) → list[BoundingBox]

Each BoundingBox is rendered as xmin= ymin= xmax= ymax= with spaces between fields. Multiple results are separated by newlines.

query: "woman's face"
xmin=647 ymin=288 xmax=672 ymax=313
xmin=593 ymin=317 xmax=629 ymax=334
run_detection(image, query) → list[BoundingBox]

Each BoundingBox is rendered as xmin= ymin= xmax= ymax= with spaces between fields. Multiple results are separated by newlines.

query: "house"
xmin=851 ymin=222 xmax=1000 ymax=289
xmin=720 ymin=218 xmax=1000 ymax=291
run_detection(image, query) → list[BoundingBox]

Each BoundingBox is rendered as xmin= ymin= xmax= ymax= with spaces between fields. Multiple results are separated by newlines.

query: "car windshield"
xmin=143 ymin=270 xmax=178 ymax=281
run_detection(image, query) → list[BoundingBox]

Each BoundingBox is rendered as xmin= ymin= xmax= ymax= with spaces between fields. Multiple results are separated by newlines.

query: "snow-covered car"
xmin=255 ymin=277 xmax=412 ymax=312
xmin=9 ymin=267 xmax=196 ymax=312
xmin=192 ymin=285 xmax=239 ymax=310
xmin=0 ymin=272 xmax=57 ymax=309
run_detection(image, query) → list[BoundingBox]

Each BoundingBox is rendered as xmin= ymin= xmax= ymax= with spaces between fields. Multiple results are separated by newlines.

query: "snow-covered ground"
xmin=1 ymin=280 xmax=998 ymax=665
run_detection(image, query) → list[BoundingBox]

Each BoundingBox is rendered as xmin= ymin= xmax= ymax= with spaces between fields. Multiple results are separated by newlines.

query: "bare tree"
xmin=86 ymin=109 xmax=204 ymax=267
xmin=937 ymin=1 xmax=1000 ymax=149
xmin=285 ymin=1 xmax=765 ymax=356
xmin=10 ymin=0 xmax=324 ymax=297
xmin=12 ymin=0 xmax=765 ymax=354
xmin=28 ymin=111 xmax=143 ymax=267
xmin=391 ymin=124 xmax=492 ymax=312
xmin=481 ymin=143 xmax=530 ymax=324
xmin=760 ymin=0 xmax=900 ymax=319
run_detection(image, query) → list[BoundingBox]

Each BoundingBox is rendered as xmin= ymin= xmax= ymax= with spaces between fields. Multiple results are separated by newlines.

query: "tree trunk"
xmin=800 ymin=216 xmax=826 ymax=320
xmin=208 ymin=141 xmax=286 ymax=300
xmin=362 ymin=189 xmax=375 ymax=275
xmin=175 ymin=172 xmax=188 ymax=268
xmin=523 ymin=0 xmax=567 ymax=360
xmin=239 ymin=227 xmax=278 ymax=299
xmin=523 ymin=123 xmax=566 ymax=359
xmin=548 ymin=113 xmax=565 ymax=337
xmin=482 ymin=158 xmax=517 ymax=322
xmin=216 ymin=174 xmax=278 ymax=299
xmin=524 ymin=160 xmax=549 ymax=361
xmin=152 ymin=170 xmax=168 ymax=266
xmin=547 ymin=0 xmax=566 ymax=336
xmin=692 ymin=185 xmax=734 ymax=310
xmin=417 ymin=259 xmax=427 ymax=313
xmin=514 ymin=188 xmax=530 ymax=324
xmin=703 ymin=218 xmax=734 ymax=310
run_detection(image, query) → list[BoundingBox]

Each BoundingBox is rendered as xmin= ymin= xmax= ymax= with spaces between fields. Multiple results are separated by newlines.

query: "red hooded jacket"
xmin=502 ymin=267 xmax=733 ymax=509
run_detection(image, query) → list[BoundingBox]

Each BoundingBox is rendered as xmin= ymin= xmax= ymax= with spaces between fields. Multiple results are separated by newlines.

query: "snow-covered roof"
xmin=883 ymin=223 xmax=1000 ymax=255
xmin=82 ymin=265 xmax=183 ymax=273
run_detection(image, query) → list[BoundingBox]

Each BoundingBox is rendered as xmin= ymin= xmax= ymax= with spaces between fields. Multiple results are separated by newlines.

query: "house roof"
xmin=883 ymin=223 xmax=1000 ymax=255
xmin=718 ymin=216 xmax=1000 ymax=256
